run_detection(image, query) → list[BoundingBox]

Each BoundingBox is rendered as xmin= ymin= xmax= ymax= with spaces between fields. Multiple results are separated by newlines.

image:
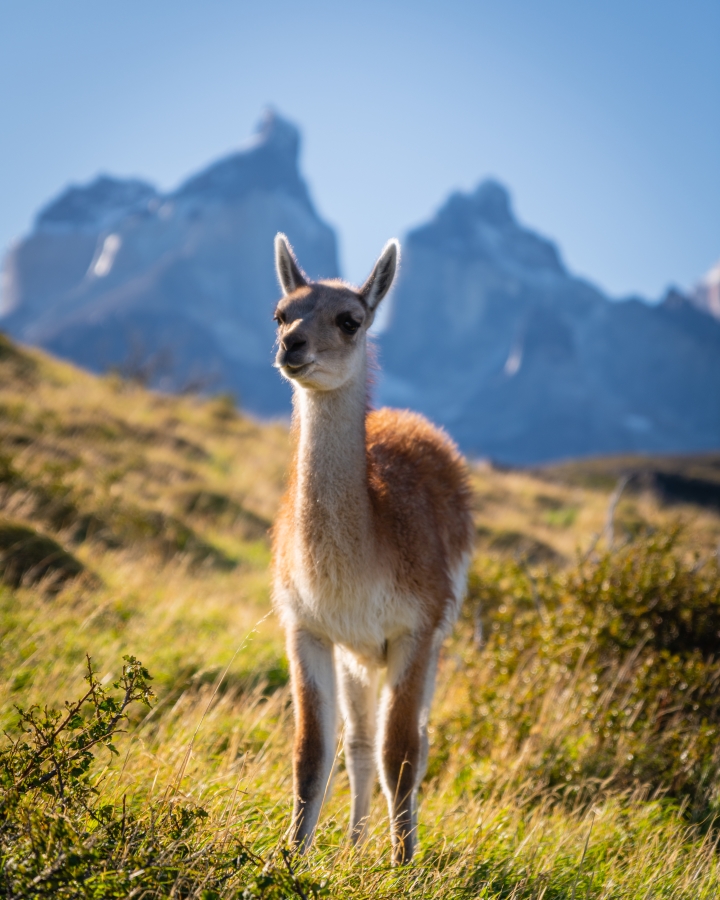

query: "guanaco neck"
xmin=292 ymin=352 xmax=372 ymax=552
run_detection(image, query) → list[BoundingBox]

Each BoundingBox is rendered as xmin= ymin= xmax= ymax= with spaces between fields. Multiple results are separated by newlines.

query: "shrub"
xmin=449 ymin=529 xmax=720 ymax=822
xmin=0 ymin=656 xmax=320 ymax=899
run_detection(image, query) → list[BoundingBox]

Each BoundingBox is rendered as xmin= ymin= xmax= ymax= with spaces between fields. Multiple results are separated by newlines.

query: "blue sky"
xmin=1 ymin=0 xmax=718 ymax=297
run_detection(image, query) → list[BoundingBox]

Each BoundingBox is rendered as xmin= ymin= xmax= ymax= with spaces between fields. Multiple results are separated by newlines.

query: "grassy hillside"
xmin=2 ymin=332 xmax=720 ymax=898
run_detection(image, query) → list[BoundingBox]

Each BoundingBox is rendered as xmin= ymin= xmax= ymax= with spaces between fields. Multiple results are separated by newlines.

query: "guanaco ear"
xmin=360 ymin=239 xmax=399 ymax=312
xmin=275 ymin=233 xmax=308 ymax=295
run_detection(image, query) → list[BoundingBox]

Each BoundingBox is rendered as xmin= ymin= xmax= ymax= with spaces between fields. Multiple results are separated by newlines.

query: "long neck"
xmin=292 ymin=358 xmax=371 ymax=542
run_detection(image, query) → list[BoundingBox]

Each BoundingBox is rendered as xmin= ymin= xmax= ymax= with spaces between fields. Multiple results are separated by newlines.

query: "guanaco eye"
xmin=337 ymin=313 xmax=360 ymax=335
xmin=273 ymin=310 xmax=286 ymax=325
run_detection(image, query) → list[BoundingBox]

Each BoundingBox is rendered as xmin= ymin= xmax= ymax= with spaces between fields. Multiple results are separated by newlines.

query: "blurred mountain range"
xmin=2 ymin=112 xmax=719 ymax=464
xmin=1 ymin=112 xmax=338 ymax=414
xmin=378 ymin=181 xmax=720 ymax=463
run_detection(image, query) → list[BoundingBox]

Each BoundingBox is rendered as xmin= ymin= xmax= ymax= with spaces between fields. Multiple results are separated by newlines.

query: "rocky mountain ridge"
xmin=2 ymin=114 xmax=719 ymax=463
xmin=1 ymin=111 xmax=338 ymax=414
xmin=378 ymin=181 xmax=720 ymax=463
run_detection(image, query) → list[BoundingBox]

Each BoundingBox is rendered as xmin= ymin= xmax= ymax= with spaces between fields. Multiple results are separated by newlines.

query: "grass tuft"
xmin=0 ymin=520 xmax=85 ymax=591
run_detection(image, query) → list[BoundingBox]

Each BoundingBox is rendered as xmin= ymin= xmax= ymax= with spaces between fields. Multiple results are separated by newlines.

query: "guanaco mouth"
xmin=282 ymin=362 xmax=315 ymax=379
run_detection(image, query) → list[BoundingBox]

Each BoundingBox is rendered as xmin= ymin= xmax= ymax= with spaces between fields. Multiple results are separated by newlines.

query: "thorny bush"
xmin=0 ymin=656 xmax=322 ymax=899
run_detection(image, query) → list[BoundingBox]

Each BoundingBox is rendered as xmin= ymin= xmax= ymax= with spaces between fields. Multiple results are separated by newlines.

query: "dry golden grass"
xmin=3 ymin=333 xmax=720 ymax=897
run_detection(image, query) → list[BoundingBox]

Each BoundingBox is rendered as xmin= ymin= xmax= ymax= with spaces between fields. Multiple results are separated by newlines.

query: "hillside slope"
xmin=2 ymin=336 xmax=720 ymax=897
xmin=2 ymin=328 xmax=718 ymax=598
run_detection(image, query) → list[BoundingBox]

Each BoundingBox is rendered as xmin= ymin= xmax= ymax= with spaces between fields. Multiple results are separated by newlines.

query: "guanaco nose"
xmin=281 ymin=334 xmax=307 ymax=354
xmin=279 ymin=331 xmax=308 ymax=368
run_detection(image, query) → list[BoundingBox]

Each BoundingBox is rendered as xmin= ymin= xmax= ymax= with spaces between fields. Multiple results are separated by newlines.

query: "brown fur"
xmin=380 ymin=633 xmax=434 ymax=862
xmin=367 ymin=409 xmax=473 ymax=625
xmin=288 ymin=630 xmax=331 ymax=848
xmin=274 ymin=409 xmax=472 ymax=616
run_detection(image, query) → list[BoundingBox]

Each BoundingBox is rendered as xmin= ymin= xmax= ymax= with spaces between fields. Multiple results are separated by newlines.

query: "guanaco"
xmin=271 ymin=234 xmax=473 ymax=864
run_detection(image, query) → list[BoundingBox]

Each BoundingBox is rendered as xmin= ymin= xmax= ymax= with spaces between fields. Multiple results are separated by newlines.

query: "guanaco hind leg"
xmin=287 ymin=628 xmax=337 ymax=852
xmin=378 ymin=631 xmax=443 ymax=864
xmin=336 ymin=648 xmax=379 ymax=845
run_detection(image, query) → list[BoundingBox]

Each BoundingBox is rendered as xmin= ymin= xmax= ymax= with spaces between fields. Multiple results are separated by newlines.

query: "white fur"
xmin=275 ymin=232 xmax=307 ymax=295
xmin=278 ymin=352 xmax=427 ymax=662
xmin=336 ymin=647 xmax=379 ymax=842
xmin=288 ymin=627 xmax=337 ymax=848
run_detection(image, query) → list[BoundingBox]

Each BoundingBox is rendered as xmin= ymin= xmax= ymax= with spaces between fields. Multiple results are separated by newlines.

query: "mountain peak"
xmin=251 ymin=108 xmax=300 ymax=159
xmin=173 ymin=109 xmax=310 ymax=208
xmin=415 ymin=179 xmax=564 ymax=276
xmin=1 ymin=109 xmax=339 ymax=414
xmin=471 ymin=179 xmax=514 ymax=227
xmin=36 ymin=176 xmax=158 ymax=233
xmin=692 ymin=258 xmax=720 ymax=319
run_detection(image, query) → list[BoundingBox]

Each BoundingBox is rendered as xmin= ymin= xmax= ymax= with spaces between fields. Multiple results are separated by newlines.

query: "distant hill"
xmin=0 ymin=111 xmax=338 ymax=415
xmin=379 ymin=181 xmax=720 ymax=464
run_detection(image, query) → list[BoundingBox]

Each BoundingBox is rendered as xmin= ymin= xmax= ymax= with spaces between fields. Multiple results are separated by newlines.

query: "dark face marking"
xmin=337 ymin=312 xmax=361 ymax=336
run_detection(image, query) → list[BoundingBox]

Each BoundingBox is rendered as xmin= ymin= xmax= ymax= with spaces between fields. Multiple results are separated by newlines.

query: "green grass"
xmin=2 ymin=333 xmax=720 ymax=897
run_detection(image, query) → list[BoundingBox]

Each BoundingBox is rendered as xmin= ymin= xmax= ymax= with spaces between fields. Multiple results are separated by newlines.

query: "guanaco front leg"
xmin=336 ymin=648 xmax=379 ymax=845
xmin=287 ymin=627 xmax=337 ymax=852
xmin=378 ymin=632 xmax=441 ymax=865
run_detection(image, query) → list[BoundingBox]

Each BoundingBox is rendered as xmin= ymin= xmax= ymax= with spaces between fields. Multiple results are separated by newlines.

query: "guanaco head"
xmin=273 ymin=234 xmax=399 ymax=391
